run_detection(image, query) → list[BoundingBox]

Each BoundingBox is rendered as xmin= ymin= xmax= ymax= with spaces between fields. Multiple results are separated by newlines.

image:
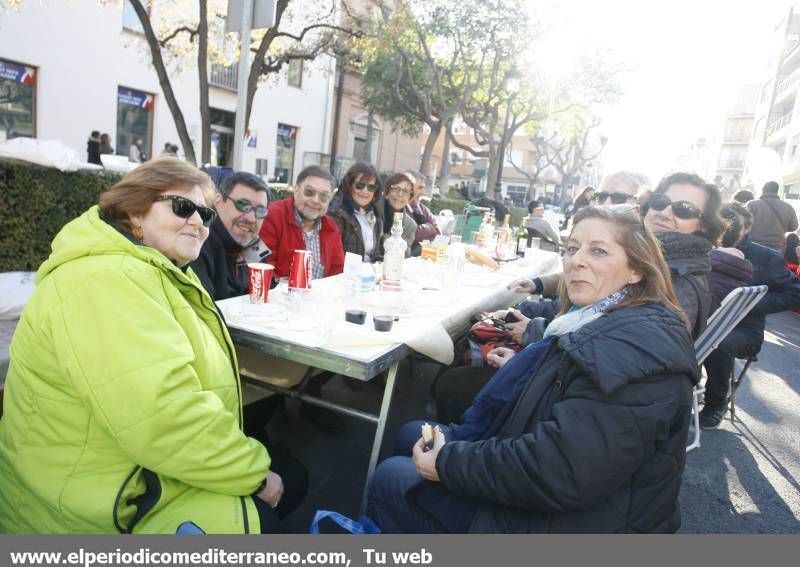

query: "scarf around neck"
xmin=656 ymin=231 xmax=712 ymax=261
xmin=543 ymin=287 xmax=629 ymax=338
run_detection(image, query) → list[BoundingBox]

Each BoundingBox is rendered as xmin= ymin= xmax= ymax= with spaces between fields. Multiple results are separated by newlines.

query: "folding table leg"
xmin=360 ymin=361 xmax=399 ymax=516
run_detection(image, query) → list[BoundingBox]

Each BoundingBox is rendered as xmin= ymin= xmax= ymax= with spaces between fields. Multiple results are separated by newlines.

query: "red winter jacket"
xmin=259 ymin=197 xmax=345 ymax=279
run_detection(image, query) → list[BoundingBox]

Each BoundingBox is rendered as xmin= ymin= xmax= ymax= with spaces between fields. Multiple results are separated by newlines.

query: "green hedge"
xmin=0 ymin=158 xmax=123 ymax=272
xmin=0 ymin=159 xmax=298 ymax=273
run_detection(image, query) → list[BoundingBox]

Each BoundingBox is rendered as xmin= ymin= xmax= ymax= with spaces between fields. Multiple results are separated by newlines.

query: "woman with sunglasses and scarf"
xmin=368 ymin=207 xmax=698 ymax=533
xmin=381 ymin=172 xmax=418 ymax=256
xmin=0 ymin=159 xmax=285 ymax=534
xmin=330 ymin=162 xmax=385 ymax=262
xmin=642 ymin=172 xmax=727 ymax=339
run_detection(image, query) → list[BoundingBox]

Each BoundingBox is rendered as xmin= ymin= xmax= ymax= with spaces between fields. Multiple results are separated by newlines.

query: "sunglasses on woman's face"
xmin=154 ymin=195 xmax=217 ymax=227
xmin=647 ymin=193 xmax=704 ymax=220
xmin=593 ymin=191 xmax=634 ymax=204
xmin=354 ymin=181 xmax=380 ymax=193
xmin=225 ymin=196 xmax=267 ymax=218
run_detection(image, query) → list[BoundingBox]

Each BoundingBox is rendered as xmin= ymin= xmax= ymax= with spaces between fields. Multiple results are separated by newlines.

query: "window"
xmin=0 ymin=58 xmax=36 ymax=141
xmin=116 ymin=86 xmax=154 ymax=160
xmin=123 ymin=1 xmax=152 ymax=33
xmin=209 ymin=107 xmax=235 ymax=167
xmin=274 ymin=123 xmax=298 ymax=183
xmin=287 ymin=59 xmax=303 ymax=89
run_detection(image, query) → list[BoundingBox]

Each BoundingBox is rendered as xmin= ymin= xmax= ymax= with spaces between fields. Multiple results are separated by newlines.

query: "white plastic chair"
xmin=687 ymin=285 xmax=768 ymax=452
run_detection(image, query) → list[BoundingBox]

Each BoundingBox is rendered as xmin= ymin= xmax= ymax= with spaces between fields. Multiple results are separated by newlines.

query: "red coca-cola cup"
xmin=248 ymin=263 xmax=274 ymax=303
xmin=288 ymin=249 xmax=312 ymax=290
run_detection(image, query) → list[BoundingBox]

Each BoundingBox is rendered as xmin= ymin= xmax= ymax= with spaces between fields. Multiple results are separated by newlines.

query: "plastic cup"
xmin=248 ymin=263 xmax=274 ymax=303
xmin=345 ymin=309 xmax=367 ymax=325
xmin=373 ymin=314 xmax=394 ymax=332
xmin=529 ymin=237 xmax=541 ymax=250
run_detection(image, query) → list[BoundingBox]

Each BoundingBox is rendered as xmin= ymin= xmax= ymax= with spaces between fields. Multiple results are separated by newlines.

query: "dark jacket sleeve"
xmin=436 ymin=391 xmax=673 ymax=512
xmin=517 ymin=297 xmax=561 ymax=321
xmin=414 ymin=204 xmax=441 ymax=243
xmin=189 ymin=247 xmax=217 ymax=300
xmin=672 ymin=275 xmax=700 ymax=333
xmin=751 ymin=252 xmax=800 ymax=315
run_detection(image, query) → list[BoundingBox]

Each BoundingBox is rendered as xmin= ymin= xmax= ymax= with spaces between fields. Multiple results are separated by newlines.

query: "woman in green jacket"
xmin=0 ymin=159 xmax=291 ymax=533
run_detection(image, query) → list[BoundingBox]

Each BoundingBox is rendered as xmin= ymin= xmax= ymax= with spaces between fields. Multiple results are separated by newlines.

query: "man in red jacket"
xmin=258 ymin=165 xmax=346 ymax=433
xmin=260 ymin=165 xmax=344 ymax=279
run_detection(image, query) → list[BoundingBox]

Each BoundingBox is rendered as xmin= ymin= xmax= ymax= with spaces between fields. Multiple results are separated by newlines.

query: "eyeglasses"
xmin=225 ymin=196 xmax=267 ymax=219
xmin=593 ymin=191 xmax=634 ymax=204
xmin=389 ymin=185 xmax=412 ymax=196
xmin=154 ymin=195 xmax=216 ymax=227
xmin=302 ymin=186 xmax=333 ymax=203
xmin=354 ymin=181 xmax=380 ymax=193
xmin=647 ymin=193 xmax=704 ymax=220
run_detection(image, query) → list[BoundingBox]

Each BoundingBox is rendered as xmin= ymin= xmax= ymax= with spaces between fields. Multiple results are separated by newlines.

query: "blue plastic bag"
xmin=309 ymin=510 xmax=381 ymax=534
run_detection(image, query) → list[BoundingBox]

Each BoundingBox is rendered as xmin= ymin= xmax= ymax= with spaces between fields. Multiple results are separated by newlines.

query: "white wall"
xmin=0 ymin=0 xmax=333 ymax=180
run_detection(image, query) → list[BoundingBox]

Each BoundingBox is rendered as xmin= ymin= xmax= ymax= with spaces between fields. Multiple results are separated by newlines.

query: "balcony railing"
xmin=776 ymin=68 xmax=800 ymax=97
xmin=766 ymin=113 xmax=793 ymax=138
xmin=718 ymin=160 xmax=745 ymax=170
xmin=209 ymin=64 xmax=238 ymax=90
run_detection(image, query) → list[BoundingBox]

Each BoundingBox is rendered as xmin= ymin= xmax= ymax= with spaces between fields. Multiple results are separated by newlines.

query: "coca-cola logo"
xmin=250 ymin=269 xmax=262 ymax=298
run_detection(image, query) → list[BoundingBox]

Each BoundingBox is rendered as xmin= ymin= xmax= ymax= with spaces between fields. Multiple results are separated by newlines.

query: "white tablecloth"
xmin=219 ymin=250 xmax=561 ymax=366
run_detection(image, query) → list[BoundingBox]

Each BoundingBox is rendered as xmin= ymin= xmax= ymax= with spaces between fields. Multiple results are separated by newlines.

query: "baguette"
xmin=465 ymin=246 xmax=500 ymax=270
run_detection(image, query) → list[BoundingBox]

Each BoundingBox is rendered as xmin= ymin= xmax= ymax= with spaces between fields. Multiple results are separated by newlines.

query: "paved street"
xmin=681 ymin=311 xmax=800 ymax=533
xmin=271 ymin=312 xmax=800 ymax=533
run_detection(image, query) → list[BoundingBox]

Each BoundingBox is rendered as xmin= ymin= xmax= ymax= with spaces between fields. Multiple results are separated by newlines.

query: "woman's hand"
xmin=483 ymin=309 xmax=509 ymax=320
xmin=486 ymin=346 xmax=517 ymax=368
xmin=507 ymin=278 xmax=535 ymax=294
xmin=412 ymin=427 xmax=446 ymax=482
xmin=255 ymin=471 xmax=284 ymax=509
xmin=504 ymin=309 xmax=530 ymax=345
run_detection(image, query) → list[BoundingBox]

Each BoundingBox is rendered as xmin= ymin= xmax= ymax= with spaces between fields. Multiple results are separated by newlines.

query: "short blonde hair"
xmin=99 ymin=158 xmax=214 ymax=234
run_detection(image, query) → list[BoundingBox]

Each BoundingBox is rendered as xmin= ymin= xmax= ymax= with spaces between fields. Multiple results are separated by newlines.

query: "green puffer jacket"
xmin=0 ymin=206 xmax=270 ymax=533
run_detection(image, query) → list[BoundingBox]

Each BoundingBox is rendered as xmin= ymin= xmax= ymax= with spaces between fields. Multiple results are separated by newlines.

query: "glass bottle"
xmin=496 ymin=214 xmax=512 ymax=258
xmin=383 ymin=212 xmax=407 ymax=284
xmin=444 ymin=234 xmax=465 ymax=289
xmin=517 ymin=215 xmax=529 ymax=256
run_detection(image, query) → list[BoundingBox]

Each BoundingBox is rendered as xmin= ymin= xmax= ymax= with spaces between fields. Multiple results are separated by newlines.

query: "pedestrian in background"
xmin=100 ymin=133 xmax=114 ymax=155
xmin=747 ymin=181 xmax=798 ymax=253
xmin=86 ymin=130 xmax=101 ymax=165
xmin=129 ymin=137 xmax=145 ymax=163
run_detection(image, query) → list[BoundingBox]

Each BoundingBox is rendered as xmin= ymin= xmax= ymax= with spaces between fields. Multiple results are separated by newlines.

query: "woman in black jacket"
xmin=641 ymin=173 xmax=727 ymax=338
xmin=329 ymin=162 xmax=384 ymax=262
xmin=368 ymin=207 xmax=698 ymax=533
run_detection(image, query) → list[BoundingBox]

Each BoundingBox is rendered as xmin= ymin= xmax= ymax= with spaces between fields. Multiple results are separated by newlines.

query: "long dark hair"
xmin=339 ymin=162 xmax=382 ymax=214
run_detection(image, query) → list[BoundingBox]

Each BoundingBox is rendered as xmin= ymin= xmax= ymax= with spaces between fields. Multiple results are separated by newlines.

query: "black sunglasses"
xmin=225 ymin=196 xmax=267 ymax=219
xmin=354 ymin=181 xmax=380 ymax=193
xmin=647 ymin=193 xmax=704 ymax=220
xmin=154 ymin=195 xmax=217 ymax=227
xmin=593 ymin=191 xmax=634 ymax=204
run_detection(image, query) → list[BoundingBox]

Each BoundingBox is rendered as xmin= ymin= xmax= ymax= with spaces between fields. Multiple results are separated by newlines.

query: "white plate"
xmin=226 ymin=301 xmax=288 ymax=323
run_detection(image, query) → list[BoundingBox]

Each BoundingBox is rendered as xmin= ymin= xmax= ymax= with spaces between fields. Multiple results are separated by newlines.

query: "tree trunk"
xmin=419 ymin=121 xmax=441 ymax=181
xmin=129 ymin=0 xmax=197 ymax=164
xmin=438 ymin=118 xmax=452 ymax=195
xmin=197 ymin=0 xmax=211 ymax=165
xmin=485 ymin=145 xmax=499 ymax=197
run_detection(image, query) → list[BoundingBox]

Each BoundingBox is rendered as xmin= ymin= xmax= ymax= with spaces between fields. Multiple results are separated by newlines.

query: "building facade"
xmin=747 ymin=7 xmax=800 ymax=202
xmin=0 ymin=1 xmax=334 ymax=184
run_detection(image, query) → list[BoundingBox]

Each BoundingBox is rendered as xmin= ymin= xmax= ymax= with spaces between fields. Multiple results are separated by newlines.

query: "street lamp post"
xmin=494 ymin=67 xmax=521 ymax=199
